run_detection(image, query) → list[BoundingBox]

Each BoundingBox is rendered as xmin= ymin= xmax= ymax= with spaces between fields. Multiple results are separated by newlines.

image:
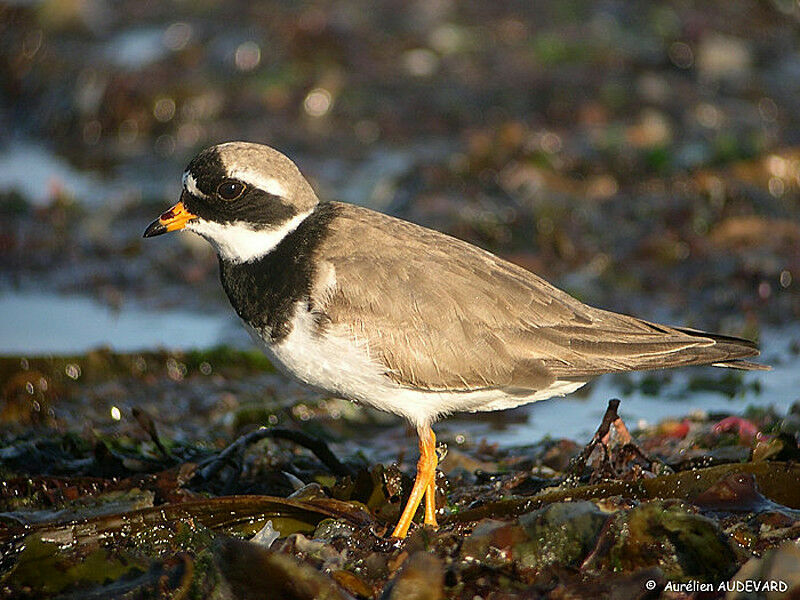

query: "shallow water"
xmin=0 ymin=292 xmax=236 ymax=355
xmin=0 ymin=142 xmax=109 ymax=205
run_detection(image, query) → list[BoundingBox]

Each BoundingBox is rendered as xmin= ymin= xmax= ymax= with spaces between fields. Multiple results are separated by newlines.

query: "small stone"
xmin=584 ymin=500 xmax=737 ymax=581
xmin=382 ymin=552 xmax=444 ymax=600
xmin=515 ymin=501 xmax=609 ymax=571
xmin=726 ymin=540 xmax=800 ymax=599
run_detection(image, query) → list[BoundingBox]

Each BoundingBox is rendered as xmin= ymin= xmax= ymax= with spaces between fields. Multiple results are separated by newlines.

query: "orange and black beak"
xmin=143 ymin=200 xmax=197 ymax=238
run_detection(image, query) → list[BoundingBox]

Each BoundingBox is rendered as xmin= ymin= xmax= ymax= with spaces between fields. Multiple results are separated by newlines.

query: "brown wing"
xmin=315 ymin=203 xmax=763 ymax=392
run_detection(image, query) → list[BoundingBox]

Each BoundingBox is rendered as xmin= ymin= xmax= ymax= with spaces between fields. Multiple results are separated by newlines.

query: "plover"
xmin=144 ymin=142 xmax=766 ymax=538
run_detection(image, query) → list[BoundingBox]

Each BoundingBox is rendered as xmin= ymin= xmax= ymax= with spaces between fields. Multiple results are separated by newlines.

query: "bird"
xmin=144 ymin=141 xmax=767 ymax=539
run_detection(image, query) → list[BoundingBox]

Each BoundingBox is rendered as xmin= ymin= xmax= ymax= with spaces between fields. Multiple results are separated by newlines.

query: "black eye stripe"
xmin=217 ymin=180 xmax=246 ymax=201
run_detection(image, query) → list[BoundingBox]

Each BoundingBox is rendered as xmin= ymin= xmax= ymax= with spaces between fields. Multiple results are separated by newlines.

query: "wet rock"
xmin=332 ymin=569 xmax=374 ymax=599
xmin=726 ymin=540 xmax=800 ymax=599
xmin=584 ymin=500 xmax=737 ymax=581
xmin=438 ymin=446 xmax=497 ymax=475
xmin=539 ymin=439 xmax=581 ymax=472
xmin=213 ymin=537 xmax=352 ymax=600
xmin=503 ymin=472 xmax=551 ymax=496
xmin=381 ymin=551 xmax=444 ymax=600
xmin=692 ymin=472 xmax=777 ymax=513
xmin=460 ymin=519 xmax=526 ymax=569
xmin=360 ymin=549 xmax=392 ymax=581
xmin=515 ymin=500 xmax=609 ymax=571
xmin=754 ymin=509 xmax=797 ymax=535
xmin=548 ymin=566 xmax=665 ymax=600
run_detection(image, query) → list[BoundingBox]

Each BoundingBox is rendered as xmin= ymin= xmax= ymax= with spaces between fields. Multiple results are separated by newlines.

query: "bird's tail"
xmin=672 ymin=327 xmax=770 ymax=371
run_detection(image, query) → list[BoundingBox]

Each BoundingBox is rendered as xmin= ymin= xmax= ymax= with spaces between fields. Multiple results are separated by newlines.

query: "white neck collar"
xmin=186 ymin=209 xmax=313 ymax=263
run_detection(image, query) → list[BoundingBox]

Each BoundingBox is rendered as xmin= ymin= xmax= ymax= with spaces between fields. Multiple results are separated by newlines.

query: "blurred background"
xmin=1 ymin=0 xmax=798 ymax=444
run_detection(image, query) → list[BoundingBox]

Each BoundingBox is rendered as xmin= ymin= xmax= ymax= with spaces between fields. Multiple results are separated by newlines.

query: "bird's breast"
xmin=244 ymin=302 xmax=390 ymax=400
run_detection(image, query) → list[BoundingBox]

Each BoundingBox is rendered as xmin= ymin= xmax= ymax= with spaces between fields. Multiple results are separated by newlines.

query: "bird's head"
xmin=144 ymin=142 xmax=319 ymax=263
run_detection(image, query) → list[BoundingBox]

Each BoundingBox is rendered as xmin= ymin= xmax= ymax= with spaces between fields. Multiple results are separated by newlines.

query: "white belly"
xmin=247 ymin=303 xmax=585 ymax=429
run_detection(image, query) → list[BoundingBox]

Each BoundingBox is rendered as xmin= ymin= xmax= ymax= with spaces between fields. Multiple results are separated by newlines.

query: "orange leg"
xmin=424 ymin=469 xmax=438 ymax=527
xmin=391 ymin=425 xmax=438 ymax=538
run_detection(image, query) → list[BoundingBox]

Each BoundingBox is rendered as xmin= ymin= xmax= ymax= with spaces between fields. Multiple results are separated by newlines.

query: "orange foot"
xmin=391 ymin=425 xmax=438 ymax=538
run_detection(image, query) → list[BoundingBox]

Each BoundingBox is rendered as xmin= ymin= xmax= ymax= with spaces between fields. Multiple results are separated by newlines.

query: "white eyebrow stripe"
xmin=183 ymin=172 xmax=208 ymax=199
xmin=227 ymin=168 xmax=289 ymax=198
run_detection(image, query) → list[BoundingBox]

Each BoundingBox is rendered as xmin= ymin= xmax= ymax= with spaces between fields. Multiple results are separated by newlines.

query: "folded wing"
xmin=317 ymin=204 xmax=765 ymax=393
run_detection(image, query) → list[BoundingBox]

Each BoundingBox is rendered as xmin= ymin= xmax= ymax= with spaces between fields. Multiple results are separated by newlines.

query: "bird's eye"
xmin=217 ymin=180 xmax=245 ymax=201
